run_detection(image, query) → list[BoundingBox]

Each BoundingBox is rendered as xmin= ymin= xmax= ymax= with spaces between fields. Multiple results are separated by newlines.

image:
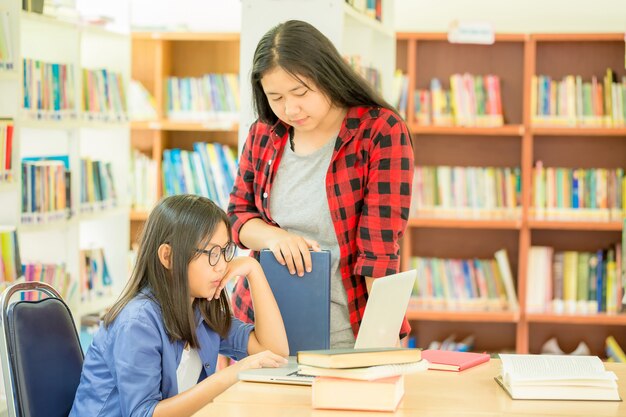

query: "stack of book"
xmin=297 ymin=347 xmax=424 ymax=412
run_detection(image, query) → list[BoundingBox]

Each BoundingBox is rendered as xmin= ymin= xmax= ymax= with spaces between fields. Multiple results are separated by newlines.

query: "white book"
xmin=496 ymin=354 xmax=620 ymax=401
xmin=299 ymin=360 xmax=427 ymax=381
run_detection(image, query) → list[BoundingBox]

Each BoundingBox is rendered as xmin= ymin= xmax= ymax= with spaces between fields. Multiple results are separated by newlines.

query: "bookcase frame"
xmin=129 ymin=32 xmax=240 ymax=243
xmin=0 ymin=1 xmax=131 ymax=325
xmin=397 ymin=32 xmax=626 ymax=356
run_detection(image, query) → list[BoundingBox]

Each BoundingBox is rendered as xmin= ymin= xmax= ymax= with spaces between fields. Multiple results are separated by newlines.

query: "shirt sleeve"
xmin=354 ymin=112 xmax=414 ymax=278
xmin=219 ymin=316 xmax=254 ymax=361
xmin=227 ymin=124 xmax=263 ymax=248
xmin=110 ymin=317 xmax=162 ymax=417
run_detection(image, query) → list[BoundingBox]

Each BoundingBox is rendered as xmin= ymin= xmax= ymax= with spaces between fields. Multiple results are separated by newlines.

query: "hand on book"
xmin=266 ymin=231 xmax=321 ymax=276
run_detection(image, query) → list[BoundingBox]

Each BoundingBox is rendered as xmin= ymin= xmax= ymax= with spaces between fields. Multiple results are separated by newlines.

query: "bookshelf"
xmin=129 ymin=31 xmax=240 ymax=246
xmin=397 ymin=32 xmax=626 ymax=357
xmin=0 ymin=1 xmax=131 ymax=326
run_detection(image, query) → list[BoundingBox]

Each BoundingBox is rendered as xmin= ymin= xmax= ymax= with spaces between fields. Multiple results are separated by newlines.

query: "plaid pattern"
xmin=228 ymin=106 xmax=414 ymax=339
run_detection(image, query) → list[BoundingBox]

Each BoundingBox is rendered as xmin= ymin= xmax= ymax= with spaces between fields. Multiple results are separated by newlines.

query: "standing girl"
xmin=228 ymin=20 xmax=414 ymax=348
xmin=70 ymin=194 xmax=288 ymax=417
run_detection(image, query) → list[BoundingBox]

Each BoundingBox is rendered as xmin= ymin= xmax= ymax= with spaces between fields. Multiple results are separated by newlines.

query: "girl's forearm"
xmin=247 ymin=265 xmax=289 ymax=356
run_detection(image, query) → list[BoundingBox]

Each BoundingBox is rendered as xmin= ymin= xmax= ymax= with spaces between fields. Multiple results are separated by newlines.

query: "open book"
xmin=496 ymin=354 xmax=620 ymax=401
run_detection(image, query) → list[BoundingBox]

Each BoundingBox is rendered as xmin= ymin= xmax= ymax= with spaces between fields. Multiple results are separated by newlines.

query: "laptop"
xmin=259 ymin=249 xmax=331 ymax=356
xmin=238 ymin=269 xmax=417 ymax=385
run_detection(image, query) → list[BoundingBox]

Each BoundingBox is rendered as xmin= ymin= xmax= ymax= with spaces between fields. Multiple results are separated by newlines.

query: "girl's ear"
xmin=158 ymin=243 xmax=172 ymax=270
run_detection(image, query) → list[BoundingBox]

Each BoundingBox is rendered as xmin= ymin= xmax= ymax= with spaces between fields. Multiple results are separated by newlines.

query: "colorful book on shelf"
xmin=606 ymin=336 xmax=626 ymax=363
xmin=0 ymin=120 xmax=13 ymax=181
xmin=0 ymin=227 xmax=21 ymax=282
xmin=422 ymin=349 xmax=490 ymax=372
xmin=496 ymin=354 xmax=620 ymax=401
xmin=312 ymin=375 xmax=404 ymax=412
xmin=297 ymin=347 xmax=421 ymax=369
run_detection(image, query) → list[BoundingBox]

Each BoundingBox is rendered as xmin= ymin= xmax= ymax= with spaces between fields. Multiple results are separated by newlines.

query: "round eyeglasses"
xmin=196 ymin=242 xmax=236 ymax=266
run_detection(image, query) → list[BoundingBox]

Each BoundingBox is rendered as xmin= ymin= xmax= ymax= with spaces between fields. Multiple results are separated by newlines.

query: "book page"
xmin=499 ymin=354 xmax=617 ymax=382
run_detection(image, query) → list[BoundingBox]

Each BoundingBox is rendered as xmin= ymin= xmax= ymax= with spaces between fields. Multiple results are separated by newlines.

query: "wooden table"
xmin=193 ymin=360 xmax=626 ymax=416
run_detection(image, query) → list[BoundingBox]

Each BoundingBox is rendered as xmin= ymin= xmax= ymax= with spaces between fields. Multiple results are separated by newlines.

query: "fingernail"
xmin=306 ymin=267 xmax=311 ymax=272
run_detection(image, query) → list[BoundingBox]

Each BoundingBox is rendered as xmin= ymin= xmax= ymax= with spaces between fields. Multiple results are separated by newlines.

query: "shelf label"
xmin=448 ymin=20 xmax=495 ymax=45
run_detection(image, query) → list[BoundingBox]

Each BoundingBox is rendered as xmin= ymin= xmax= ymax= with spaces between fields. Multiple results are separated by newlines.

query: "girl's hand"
xmin=235 ymin=350 xmax=288 ymax=371
xmin=212 ymin=257 xmax=261 ymax=300
xmin=267 ymin=232 xmax=321 ymax=277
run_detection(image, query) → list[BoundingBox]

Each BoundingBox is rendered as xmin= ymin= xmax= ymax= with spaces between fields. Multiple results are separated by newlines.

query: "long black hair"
xmin=104 ymin=195 xmax=232 ymax=346
xmin=251 ymin=19 xmax=396 ymax=125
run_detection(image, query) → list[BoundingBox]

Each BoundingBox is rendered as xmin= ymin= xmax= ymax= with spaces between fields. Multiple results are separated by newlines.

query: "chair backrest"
xmin=0 ymin=282 xmax=84 ymax=417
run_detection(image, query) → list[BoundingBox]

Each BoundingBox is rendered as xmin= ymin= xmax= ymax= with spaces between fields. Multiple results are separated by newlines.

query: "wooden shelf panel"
xmin=396 ymin=32 xmax=526 ymax=42
xmin=527 ymin=313 xmax=626 ymax=325
xmin=407 ymin=309 xmax=518 ymax=323
xmin=532 ymin=127 xmax=626 ymax=136
xmin=131 ymin=120 xmax=238 ymax=132
xmin=528 ymin=220 xmax=623 ymax=231
xmin=408 ymin=218 xmax=522 ymax=230
xmin=531 ymin=33 xmax=625 ymax=42
xmin=132 ymin=32 xmax=239 ymax=41
xmin=410 ymin=124 xmax=524 ymax=136
xmin=130 ymin=210 xmax=149 ymax=221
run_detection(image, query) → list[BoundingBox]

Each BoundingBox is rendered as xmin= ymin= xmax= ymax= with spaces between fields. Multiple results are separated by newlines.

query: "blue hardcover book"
xmin=260 ymin=249 xmax=331 ymax=356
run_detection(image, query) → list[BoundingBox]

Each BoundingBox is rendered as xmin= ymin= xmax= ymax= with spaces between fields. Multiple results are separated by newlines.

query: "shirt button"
xmin=263 ymin=192 xmax=268 ymax=199
xmin=204 ymin=362 xmax=210 ymax=368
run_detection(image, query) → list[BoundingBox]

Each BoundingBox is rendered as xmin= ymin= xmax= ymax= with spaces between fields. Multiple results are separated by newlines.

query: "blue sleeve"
xmin=219 ymin=316 xmax=254 ymax=361
xmin=110 ymin=317 xmax=162 ymax=417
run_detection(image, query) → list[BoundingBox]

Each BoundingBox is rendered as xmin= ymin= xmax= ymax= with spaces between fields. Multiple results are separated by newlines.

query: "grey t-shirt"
xmin=268 ymin=134 xmax=355 ymax=348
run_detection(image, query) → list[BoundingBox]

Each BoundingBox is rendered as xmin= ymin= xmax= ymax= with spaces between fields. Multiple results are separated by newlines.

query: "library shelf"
xmin=408 ymin=218 xmax=522 ymax=230
xmin=527 ymin=220 xmax=623 ymax=231
xmin=526 ymin=313 xmax=626 ymax=326
xmin=131 ymin=120 xmax=238 ymax=132
xmin=406 ymin=309 xmax=518 ymax=323
xmin=78 ymin=207 xmax=129 ymax=223
xmin=397 ymin=31 xmax=626 ymax=356
xmin=0 ymin=70 xmax=19 ymax=81
xmin=0 ymin=4 xmax=132 ymax=327
xmin=342 ymin=2 xmax=394 ymax=38
xmin=17 ymin=218 xmax=76 ymax=233
xmin=129 ymin=30 xmax=241 ymax=246
xmin=409 ymin=124 xmax=524 ymax=136
xmin=531 ymin=127 xmax=626 ymax=137
xmin=132 ymin=32 xmax=239 ymax=42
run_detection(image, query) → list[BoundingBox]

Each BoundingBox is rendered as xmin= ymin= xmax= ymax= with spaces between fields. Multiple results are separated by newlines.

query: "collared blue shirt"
xmin=69 ymin=291 xmax=254 ymax=417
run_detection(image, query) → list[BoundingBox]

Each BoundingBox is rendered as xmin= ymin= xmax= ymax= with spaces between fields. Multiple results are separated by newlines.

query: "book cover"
xmin=312 ymin=375 xmax=404 ymax=412
xmin=298 ymin=347 xmax=421 ymax=369
xmin=422 ymin=349 xmax=490 ymax=372
xmin=260 ymin=249 xmax=330 ymax=356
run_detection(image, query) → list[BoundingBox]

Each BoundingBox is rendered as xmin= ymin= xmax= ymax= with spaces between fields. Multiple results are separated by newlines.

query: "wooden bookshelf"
xmin=398 ymin=32 xmax=626 ymax=357
xmin=130 ymin=32 xmax=240 ymax=246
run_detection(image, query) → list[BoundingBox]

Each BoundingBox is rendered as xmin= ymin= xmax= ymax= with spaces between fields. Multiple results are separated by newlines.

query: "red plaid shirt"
xmin=228 ymin=106 xmax=414 ymax=339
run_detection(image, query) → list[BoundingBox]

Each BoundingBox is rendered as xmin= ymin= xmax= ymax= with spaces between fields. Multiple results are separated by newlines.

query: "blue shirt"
xmin=69 ymin=291 xmax=254 ymax=417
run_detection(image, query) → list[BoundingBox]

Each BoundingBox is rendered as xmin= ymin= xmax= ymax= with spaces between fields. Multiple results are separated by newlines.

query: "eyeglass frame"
xmin=195 ymin=241 xmax=236 ymax=266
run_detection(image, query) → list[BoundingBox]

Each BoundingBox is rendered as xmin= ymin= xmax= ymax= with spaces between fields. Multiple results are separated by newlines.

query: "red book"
xmin=422 ymin=350 xmax=490 ymax=372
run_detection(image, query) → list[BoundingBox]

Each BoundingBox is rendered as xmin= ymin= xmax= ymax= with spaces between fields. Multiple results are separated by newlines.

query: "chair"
xmin=0 ymin=281 xmax=84 ymax=417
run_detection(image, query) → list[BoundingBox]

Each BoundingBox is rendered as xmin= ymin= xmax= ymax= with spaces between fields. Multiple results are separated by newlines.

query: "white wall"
xmin=394 ymin=0 xmax=626 ymax=33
